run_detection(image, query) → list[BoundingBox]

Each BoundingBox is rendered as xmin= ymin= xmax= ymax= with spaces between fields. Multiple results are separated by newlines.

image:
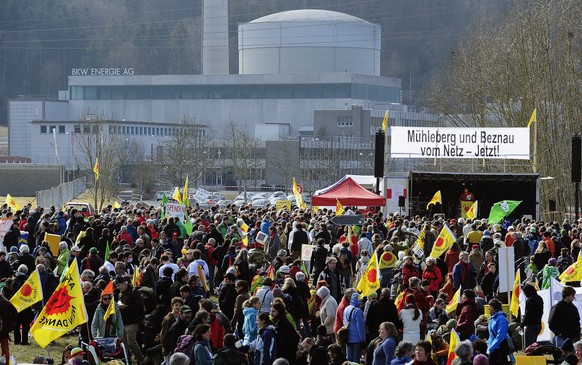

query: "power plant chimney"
xmin=203 ymin=0 xmax=229 ymax=75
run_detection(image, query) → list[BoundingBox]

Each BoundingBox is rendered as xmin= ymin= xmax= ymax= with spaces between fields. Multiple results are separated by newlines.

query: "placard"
xmin=301 ymin=244 xmax=316 ymax=261
xmin=276 ymin=200 xmax=291 ymax=211
xmin=165 ymin=203 xmax=186 ymax=222
xmin=390 ymin=127 xmax=530 ymax=159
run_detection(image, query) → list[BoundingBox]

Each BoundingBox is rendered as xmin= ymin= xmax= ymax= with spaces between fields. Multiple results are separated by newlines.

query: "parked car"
xmin=154 ymin=191 xmax=172 ymax=201
xmin=252 ymin=198 xmax=270 ymax=208
xmin=64 ymin=202 xmax=95 ymax=217
xmin=216 ymin=200 xmax=232 ymax=208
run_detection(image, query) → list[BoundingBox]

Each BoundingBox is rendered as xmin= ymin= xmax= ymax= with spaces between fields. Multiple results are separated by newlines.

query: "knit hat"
xmin=473 ymin=354 xmax=489 ymax=365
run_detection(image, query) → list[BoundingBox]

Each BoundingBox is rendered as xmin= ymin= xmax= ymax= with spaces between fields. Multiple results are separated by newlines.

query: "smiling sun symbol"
xmin=45 ymin=287 xmax=73 ymax=315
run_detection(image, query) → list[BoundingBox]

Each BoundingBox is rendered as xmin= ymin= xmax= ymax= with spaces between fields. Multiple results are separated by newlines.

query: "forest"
xmin=0 ymin=0 xmax=506 ymax=123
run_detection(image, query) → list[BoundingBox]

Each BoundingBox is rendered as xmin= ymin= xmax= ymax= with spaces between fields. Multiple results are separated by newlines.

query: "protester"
xmin=2 ymin=197 xmax=575 ymax=365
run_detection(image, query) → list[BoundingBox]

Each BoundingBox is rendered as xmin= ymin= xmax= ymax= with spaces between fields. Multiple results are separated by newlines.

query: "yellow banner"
xmin=30 ymin=258 xmax=88 ymax=348
xmin=429 ymin=225 xmax=456 ymax=259
xmin=10 ymin=270 xmax=43 ymax=312
xmin=460 ymin=200 xmax=473 ymax=219
xmin=356 ymin=252 xmax=380 ymax=298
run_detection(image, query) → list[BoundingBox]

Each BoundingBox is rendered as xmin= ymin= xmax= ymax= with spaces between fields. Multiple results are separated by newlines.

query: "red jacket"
xmin=455 ymin=298 xmax=478 ymax=336
xmin=422 ymin=265 xmax=443 ymax=292
xmin=333 ymin=296 xmax=350 ymax=333
xmin=401 ymin=263 xmax=420 ymax=287
xmin=209 ymin=315 xmax=225 ymax=349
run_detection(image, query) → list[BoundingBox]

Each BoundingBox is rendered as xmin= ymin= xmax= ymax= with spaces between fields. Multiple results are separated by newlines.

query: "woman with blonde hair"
xmin=372 ymin=321 xmax=398 ymax=365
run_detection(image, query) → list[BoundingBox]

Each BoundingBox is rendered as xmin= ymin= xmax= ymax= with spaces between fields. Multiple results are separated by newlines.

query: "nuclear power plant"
xmin=8 ymin=0 xmax=439 ymax=190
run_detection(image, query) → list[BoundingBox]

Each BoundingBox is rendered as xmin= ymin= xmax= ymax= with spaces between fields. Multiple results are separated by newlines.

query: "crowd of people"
xmin=0 ymin=201 xmax=581 ymax=365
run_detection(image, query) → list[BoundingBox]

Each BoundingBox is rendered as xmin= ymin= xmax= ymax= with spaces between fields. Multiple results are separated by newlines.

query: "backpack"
xmin=174 ymin=334 xmax=196 ymax=355
xmin=212 ymin=347 xmax=246 ymax=365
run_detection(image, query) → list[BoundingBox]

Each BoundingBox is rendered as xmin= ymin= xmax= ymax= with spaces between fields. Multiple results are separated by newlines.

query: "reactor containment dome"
xmin=238 ymin=9 xmax=381 ymax=76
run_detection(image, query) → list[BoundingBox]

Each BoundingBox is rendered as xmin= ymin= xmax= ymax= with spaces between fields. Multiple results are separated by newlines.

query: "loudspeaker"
xmin=549 ymin=199 xmax=556 ymax=211
xmin=398 ymin=196 xmax=406 ymax=207
xmin=374 ymin=131 xmax=385 ymax=178
xmin=573 ymin=134 xmax=581 ymax=183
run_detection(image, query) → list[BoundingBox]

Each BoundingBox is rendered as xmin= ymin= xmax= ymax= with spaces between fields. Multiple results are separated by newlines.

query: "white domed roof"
xmin=250 ymin=9 xmax=369 ymax=24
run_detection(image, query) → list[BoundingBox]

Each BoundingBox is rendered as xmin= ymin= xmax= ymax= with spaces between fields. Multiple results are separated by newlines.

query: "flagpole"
xmin=533 ymin=113 xmax=537 ymax=173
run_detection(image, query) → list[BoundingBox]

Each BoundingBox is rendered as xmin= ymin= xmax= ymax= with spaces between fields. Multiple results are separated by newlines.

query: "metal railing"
xmin=36 ymin=177 xmax=87 ymax=209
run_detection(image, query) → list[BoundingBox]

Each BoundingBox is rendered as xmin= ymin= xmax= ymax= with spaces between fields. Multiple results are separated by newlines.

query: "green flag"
xmin=104 ymin=240 xmax=110 ymax=261
xmin=488 ymin=200 xmax=521 ymax=224
xmin=184 ymin=215 xmax=193 ymax=236
xmin=161 ymin=193 xmax=168 ymax=219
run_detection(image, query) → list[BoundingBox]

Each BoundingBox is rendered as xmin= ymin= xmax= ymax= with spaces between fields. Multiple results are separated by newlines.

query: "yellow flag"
xmin=241 ymin=222 xmax=249 ymax=246
xmin=5 ymin=194 xmax=21 ymax=211
xmin=336 ymin=199 xmax=344 ymax=215
xmin=292 ymin=178 xmax=306 ymax=210
xmin=183 ymin=174 xmax=189 ymax=206
xmin=10 ymin=270 xmax=43 ymax=312
xmin=466 ymin=200 xmax=478 ymax=220
xmin=103 ymin=295 xmax=115 ymax=321
xmin=197 ymin=264 xmax=209 ymax=292
xmin=560 ymin=260 xmax=582 ymax=283
xmin=446 ymin=329 xmax=460 ymax=365
xmin=429 ymin=225 xmax=456 ymax=259
xmin=381 ymin=110 xmax=389 ymax=132
xmin=445 ymin=288 xmax=461 ymax=313
xmin=356 ymin=251 xmax=380 ymax=298
xmin=172 ymin=187 xmax=182 ymax=203
xmin=527 ymin=108 xmax=537 ymax=128
xmin=30 ymin=258 xmax=88 ymax=348
xmin=132 ymin=265 xmax=139 ymax=287
xmin=510 ymin=270 xmax=521 ymax=317
xmin=113 ymin=201 xmax=120 ymax=209
xmin=93 ymin=158 xmax=100 ymax=181
xmin=75 ymin=230 xmax=86 ymax=244
xmin=426 ymin=190 xmax=442 ymax=209
xmin=394 ymin=291 xmax=405 ymax=310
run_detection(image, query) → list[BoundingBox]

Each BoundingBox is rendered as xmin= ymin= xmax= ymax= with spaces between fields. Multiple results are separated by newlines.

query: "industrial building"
xmin=7 ymin=3 xmax=440 ymax=191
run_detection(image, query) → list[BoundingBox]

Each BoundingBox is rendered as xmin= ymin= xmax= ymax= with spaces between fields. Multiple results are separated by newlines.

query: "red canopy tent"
xmin=311 ymin=177 xmax=386 ymax=206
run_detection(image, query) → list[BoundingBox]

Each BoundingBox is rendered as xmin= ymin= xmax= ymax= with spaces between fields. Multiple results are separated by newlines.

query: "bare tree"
xmin=158 ymin=117 xmax=210 ymax=188
xmin=428 ymin=0 xmax=582 ymax=216
xmin=75 ymin=118 xmax=138 ymax=210
xmin=222 ymin=121 xmax=260 ymax=198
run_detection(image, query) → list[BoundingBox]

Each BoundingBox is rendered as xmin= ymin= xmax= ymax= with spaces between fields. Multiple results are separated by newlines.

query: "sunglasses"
xmin=102 ymin=297 xmax=112 ymax=301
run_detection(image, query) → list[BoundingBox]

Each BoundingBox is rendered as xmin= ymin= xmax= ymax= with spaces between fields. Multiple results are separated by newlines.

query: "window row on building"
xmin=68 ymin=83 xmax=400 ymax=102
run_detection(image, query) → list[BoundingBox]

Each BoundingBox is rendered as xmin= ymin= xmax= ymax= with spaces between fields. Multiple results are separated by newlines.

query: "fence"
xmin=36 ymin=177 xmax=87 ymax=209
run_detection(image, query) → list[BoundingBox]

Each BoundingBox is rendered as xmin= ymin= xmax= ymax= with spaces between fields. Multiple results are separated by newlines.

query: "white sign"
xmin=0 ymin=219 xmax=12 ymax=252
xmin=301 ymin=244 xmax=316 ymax=261
xmin=390 ymin=127 xmax=530 ymax=159
xmin=165 ymin=203 xmax=185 ymax=222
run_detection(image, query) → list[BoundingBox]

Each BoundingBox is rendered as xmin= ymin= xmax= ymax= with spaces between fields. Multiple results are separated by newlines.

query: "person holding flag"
xmin=92 ymin=285 xmax=124 ymax=339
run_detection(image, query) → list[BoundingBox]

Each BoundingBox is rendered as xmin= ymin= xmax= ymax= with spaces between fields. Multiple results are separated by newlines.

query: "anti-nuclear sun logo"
xmin=45 ymin=287 xmax=73 ymax=315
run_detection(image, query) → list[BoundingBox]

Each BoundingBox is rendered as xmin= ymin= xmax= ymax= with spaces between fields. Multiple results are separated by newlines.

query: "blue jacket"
xmin=452 ymin=261 xmax=477 ymax=290
xmin=55 ymin=215 xmax=67 ymax=236
xmin=343 ymin=293 xmax=366 ymax=344
xmin=126 ymin=225 xmax=139 ymax=242
xmin=242 ymin=306 xmax=259 ymax=345
xmin=260 ymin=219 xmax=271 ymax=235
xmin=192 ymin=340 xmax=213 ymax=365
xmin=372 ymin=336 xmax=396 ymax=365
xmin=390 ymin=356 xmax=412 ymax=365
xmin=253 ymin=325 xmax=277 ymax=365
xmin=487 ymin=310 xmax=508 ymax=353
